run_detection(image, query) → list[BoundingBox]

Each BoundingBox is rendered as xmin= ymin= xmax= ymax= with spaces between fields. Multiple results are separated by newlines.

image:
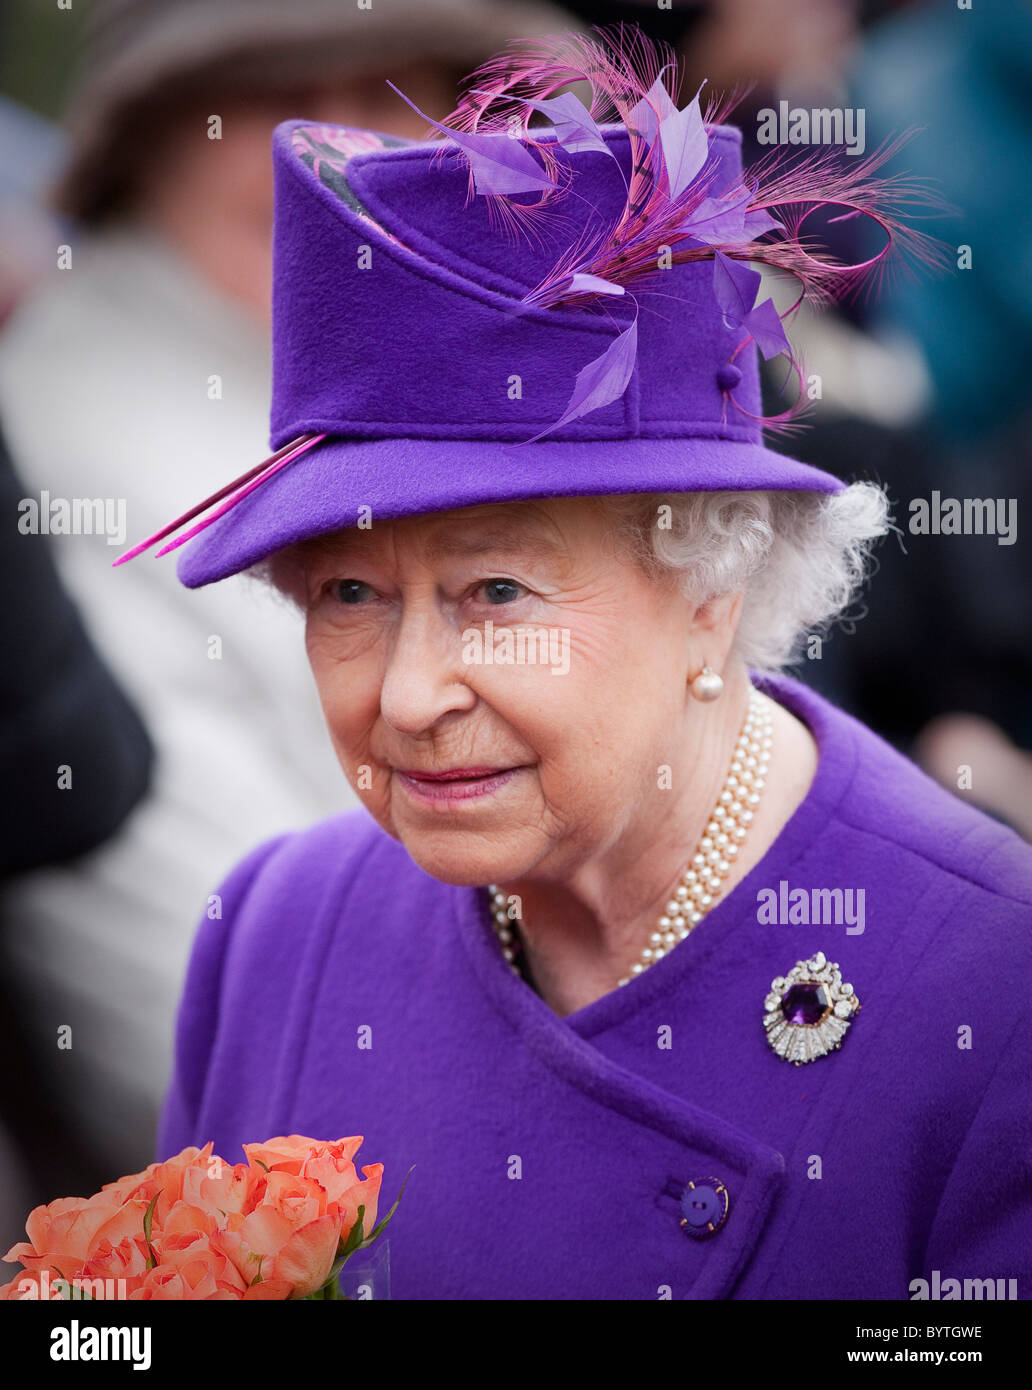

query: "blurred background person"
xmin=0 ymin=416 xmax=152 ymax=1256
xmin=0 ymin=0 xmax=572 ymax=1249
xmin=766 ymin=0 xmax=1032 ymax=836
xmin=0 ymin=92 xmax=63 ymax=324
xmin=640 ymin=0 xmax=1030 ymax=838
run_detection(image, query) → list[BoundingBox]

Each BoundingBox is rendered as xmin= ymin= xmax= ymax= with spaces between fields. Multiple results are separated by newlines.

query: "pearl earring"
xmin=690 ymin=665 xmax=724 ymax=702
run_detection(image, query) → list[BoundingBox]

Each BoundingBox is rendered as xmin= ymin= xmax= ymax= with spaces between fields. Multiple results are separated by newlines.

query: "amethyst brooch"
xmin=764 ymin=952 xmax=861 ymax=1065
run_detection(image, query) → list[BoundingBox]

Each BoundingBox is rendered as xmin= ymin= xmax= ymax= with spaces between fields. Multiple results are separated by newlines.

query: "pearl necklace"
xmin=487 ymin=687 xmax=773 ymax=990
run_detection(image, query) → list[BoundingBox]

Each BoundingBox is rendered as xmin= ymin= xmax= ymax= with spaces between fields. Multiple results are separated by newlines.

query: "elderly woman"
xmin=147 ymin=32 xmax=1032 ymax=1300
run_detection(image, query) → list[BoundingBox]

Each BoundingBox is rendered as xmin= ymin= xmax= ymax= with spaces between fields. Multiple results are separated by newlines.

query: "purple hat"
xmin=115 ymin=28 xmax=938 ymax=587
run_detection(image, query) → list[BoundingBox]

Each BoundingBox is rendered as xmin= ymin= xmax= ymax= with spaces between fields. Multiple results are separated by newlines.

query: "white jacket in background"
xmin=0 ymin=226 xmax=350 ymax=1172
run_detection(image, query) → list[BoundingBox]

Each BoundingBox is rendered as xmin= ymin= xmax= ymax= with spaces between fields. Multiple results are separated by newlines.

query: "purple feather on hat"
xmin=434 ymin=24 xmax=946 ymax=437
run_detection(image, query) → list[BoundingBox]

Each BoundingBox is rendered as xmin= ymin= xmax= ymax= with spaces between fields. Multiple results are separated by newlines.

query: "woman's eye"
xmin=331 ymin=579 xmax=373 ymax=604
xmin=478 ymin=578 xmax=525 ymax=605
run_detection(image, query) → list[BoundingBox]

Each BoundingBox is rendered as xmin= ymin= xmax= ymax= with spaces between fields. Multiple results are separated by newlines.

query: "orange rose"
xmin=139 ymin=1145 xmax=216 ymax=1227
xmin=99 ymin=1144 xmax=213 ymax=1210
xmin=79 ymin=1235 xmax=152 ymax=1293
xmin=309 ymin=1156 xmax=384 ymax=1240
xmin=244 ymin=1136 xmax=383 ymax=1240
xmin=255 ymin=1170 xmax=330 ymax=1226
xmin=243 ymin=1134 xmax=363 ymax=1177
xmin=159 ymin=1200 xmax=217 ymax=1240
xmin=151 ymin=1230 xmax=247 ymax=1297
xmin=4 ymin=1191 xmax=147 ymax=1277
xmin=133 ymin=1267 xmax=186 ymax=1300
xmin=3 ymin=1135 xmax=396 ymax=1299
xmin=213 ymin=1206 xmax=341 ymax=1298
xmin=130 ymin=1236 xmax=243 ymax=1300
xmin=180 ymin=1160 xmax=265 ymax=1221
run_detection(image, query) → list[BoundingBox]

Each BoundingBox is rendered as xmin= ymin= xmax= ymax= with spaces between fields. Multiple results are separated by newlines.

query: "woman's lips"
xmin=394 ymin=766 xmax=523 ymax=804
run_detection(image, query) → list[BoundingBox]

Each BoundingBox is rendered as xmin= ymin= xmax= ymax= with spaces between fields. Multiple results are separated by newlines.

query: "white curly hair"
xmin=597 ymin=482 xmax=891 ymax=673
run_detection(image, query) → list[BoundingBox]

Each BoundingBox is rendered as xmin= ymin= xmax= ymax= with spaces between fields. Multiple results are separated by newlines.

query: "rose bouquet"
xmin=1 ymin=1134 xmax=402 ymax=1300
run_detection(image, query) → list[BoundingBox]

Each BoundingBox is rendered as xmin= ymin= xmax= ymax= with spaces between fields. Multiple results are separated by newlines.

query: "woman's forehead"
xmin=296 ymin=497 xmax=606 ymax=564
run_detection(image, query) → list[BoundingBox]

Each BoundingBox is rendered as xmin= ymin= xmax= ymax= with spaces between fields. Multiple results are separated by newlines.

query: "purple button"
xmin=716 ymin=363 xmax=742 ymax=391
xmin=679 ymin=1178 xmax=730 ymax=1238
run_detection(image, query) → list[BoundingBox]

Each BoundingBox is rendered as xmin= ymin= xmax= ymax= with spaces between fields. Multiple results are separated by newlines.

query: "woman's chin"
xmin=396 ymin=833 xmax=537 ymax=889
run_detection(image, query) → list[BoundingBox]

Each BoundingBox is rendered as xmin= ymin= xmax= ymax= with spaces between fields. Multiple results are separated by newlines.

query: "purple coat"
xmin=158 ymin=674 xmax=1032 ymax=1299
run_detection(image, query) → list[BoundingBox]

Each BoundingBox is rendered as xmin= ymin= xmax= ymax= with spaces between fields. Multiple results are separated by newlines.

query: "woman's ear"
xmin=691 ymin=589 xmax=744 ymax=639
xmin=683 ymin=590 xmax=744 ymax=693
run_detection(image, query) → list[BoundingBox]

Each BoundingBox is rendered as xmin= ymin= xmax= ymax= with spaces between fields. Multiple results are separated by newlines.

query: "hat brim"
xmin=175 ymin=434 xmax=844 ymax=588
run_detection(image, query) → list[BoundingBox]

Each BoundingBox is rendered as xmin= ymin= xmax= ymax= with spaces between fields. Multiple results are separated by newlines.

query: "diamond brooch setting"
xmin=763 ymin=951 xmax=860 ymax=1065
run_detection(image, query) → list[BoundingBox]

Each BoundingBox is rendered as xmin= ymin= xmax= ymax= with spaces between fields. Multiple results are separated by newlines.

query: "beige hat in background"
xmin=55 ymin=0 xmax=579 ymax=223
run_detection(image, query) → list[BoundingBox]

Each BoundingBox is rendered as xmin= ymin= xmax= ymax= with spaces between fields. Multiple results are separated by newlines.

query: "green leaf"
xmin=142 ymin=1191 xmax=160 ymax=1244
xmin=253 ymin=1158 xmax=270 ymax=1172
xmin=142 ymin=1191 xmax=161 ymax=1270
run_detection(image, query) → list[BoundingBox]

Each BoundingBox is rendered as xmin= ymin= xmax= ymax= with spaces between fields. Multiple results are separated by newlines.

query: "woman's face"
xmin=297 ymin=497 xmax=735 ymax=886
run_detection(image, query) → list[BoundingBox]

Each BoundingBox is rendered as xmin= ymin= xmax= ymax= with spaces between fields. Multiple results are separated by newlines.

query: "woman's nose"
xmin=378 ymin=606 xmax=476 ymax=735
